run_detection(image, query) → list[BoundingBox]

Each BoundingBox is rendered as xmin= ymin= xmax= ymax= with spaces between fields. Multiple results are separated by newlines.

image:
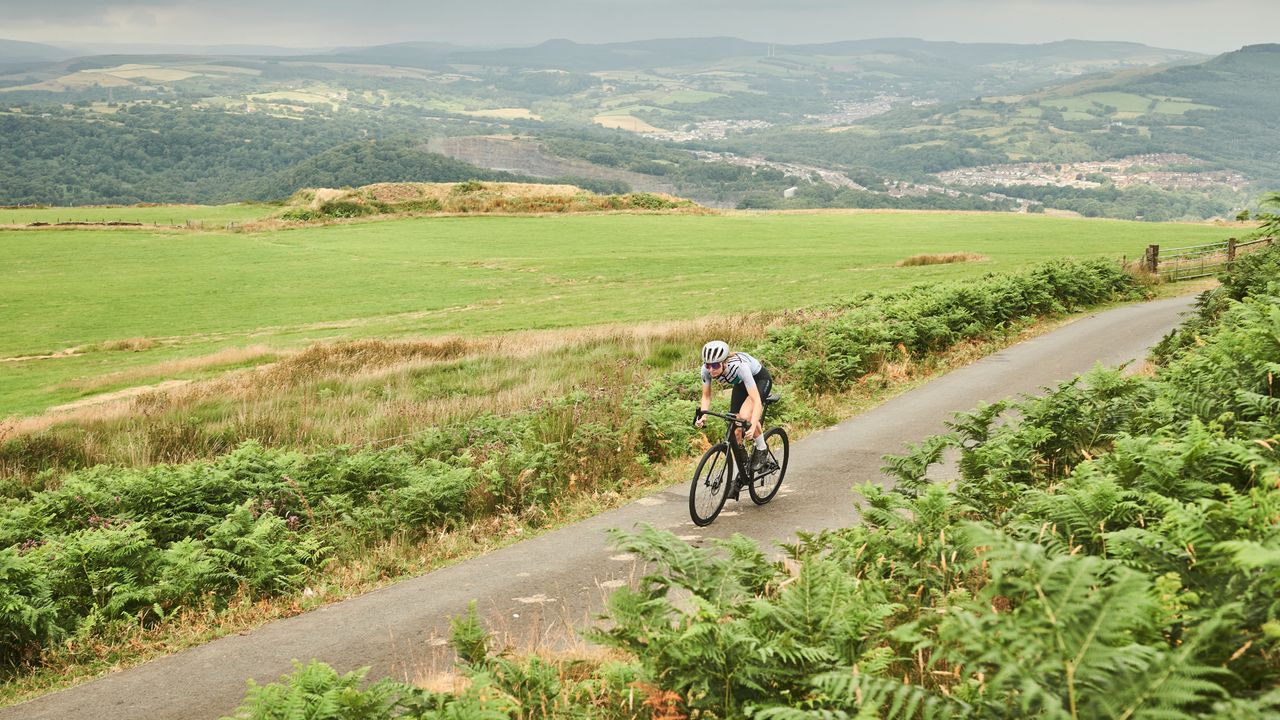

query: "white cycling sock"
xmin=754 ymin=435 xmax=767 ymax=451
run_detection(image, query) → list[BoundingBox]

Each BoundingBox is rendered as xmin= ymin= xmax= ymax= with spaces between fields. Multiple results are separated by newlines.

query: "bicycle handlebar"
xmin=694 ymin=408 xmax=751 ymax=428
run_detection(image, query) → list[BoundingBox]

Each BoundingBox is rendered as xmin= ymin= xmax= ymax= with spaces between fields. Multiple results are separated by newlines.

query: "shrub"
xmin=316 ymin=200 xmax=375 ymax=218
xmin=226 ymin=661 xmax=421 ymax=720
xmin=154 ymin=538 xmax=226 ymax=611
xmin=757 ymin=258 xmax=1144 ymax=393
xmin=205 ymin=504 xmax=320 ymax=597
xmin=630 ymin=375 xmax=703 ymax=462
xmin=624 ymin=192 xmax=676 ymax=210
xmin=450 ymin=180 xmax=486 ymax=195
xmin=40 ymin=523 xmax=160 ymax=622
xmin=393 ymin=198 xmax=442 ymax=213
xmin=0 ymin=548 xmax=59 ymax=666
xmin=1152 ymin=243 xmax=1280 ymax=363
xmin=391 ymin=464 xmax=477 ymax=530
xmin=307 ymin=448 xmax=414 ymax=498
xmin=278 ymin=208 xmax=320 ymax=221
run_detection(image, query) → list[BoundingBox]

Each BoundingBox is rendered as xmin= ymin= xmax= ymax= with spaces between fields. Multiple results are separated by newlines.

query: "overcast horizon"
xmin=3 ymin=1 xmax=1278 ymax=56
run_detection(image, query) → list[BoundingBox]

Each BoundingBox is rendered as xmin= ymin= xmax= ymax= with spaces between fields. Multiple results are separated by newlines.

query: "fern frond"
xmin=810 ymin=669 xmax=969 ymax=720
xmin=881 ymin=434 xmax=956 ymax=492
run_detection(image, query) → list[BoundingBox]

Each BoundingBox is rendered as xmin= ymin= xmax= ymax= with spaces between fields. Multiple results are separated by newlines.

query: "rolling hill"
xmin=0 ymin=36 xmax=1272 ymax=217
xmin=0 ymin=38 xmax=72 ymax=70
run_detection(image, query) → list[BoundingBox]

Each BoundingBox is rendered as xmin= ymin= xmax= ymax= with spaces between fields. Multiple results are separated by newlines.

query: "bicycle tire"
xmin=689 ymin=443 xmax=732 ymax=526
xmin=748 ymin=427 xmax=789 ymax=505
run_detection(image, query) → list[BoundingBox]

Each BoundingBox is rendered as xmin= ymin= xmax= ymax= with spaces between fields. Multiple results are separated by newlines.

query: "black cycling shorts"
xmin=730 ymin=367 xmax=772 ymax=415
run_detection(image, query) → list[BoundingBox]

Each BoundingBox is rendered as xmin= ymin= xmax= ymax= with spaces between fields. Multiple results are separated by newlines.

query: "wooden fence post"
xmin=1145 ymin=244 xmax=1160 ymax=274
xmin=1227 ymin=237 xmax=1237 ymax=264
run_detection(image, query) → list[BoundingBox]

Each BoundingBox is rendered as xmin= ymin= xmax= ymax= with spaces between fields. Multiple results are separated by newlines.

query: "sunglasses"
xmin=705 ymin=362 xmax=723 ymax=370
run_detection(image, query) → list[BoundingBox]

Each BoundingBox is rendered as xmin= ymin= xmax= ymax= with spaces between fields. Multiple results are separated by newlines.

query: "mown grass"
xmin=0 ymin=203 xmax=277 ymax=226
xmin=1 ymin=212 xmax=1225 ymax=417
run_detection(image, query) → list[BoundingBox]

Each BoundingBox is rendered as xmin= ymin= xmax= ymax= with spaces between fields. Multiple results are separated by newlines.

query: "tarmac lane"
xmin=3 ymin=293 xmax=1197 ymax=720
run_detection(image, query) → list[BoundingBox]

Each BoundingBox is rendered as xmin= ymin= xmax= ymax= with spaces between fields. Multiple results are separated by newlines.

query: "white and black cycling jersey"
xmin=701 ymin=351 xmax=764 ymax=391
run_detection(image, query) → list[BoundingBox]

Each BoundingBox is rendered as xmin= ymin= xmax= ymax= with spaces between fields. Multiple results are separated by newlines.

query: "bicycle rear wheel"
xmin=748 ymin=427 xmax=788 ymax=505
xmin=689 ymin=444 xmax=732 ymax=526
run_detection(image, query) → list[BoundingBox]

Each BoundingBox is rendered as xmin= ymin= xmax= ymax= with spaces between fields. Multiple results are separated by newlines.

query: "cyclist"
xmin=695 ymin=340 xmax=773 ymax=474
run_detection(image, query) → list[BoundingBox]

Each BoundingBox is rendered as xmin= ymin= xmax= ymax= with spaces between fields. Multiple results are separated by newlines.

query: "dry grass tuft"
xmin=2 ymin=313 xmax=778 ymax=468
xmin=896 ymin=252 xmax=988 ymax=267
xmin=1121 ymin=261 xmax=1163 ymax=285
xmin=263 ymin=338 xmax=475 ymax=385
xmin=99 ymin=337 xmax=159 ymax=352
xmin=415 ymin=670 xmax=471 ymax=695
xmin=66 ymin=345 xmax=276 ymax=394
xmin=363 ymin=182 xmax=584 ymax=204
xmin=1125 ymin=360 xmax=1159 ymax=377
xmin=309 ymin=187 xmax=348 ymax=208
xmin=272 ymin=182 xmax=703 ymax=224
xmin=871 ymin=343 xmax=916 ymax=385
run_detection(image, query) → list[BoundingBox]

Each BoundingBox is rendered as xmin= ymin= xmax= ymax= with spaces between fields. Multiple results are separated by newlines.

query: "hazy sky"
xmin=3 ymin=0 xmax=1277 ymax=54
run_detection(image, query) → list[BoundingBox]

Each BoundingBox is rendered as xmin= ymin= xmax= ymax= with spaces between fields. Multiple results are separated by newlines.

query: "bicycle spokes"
xmin=748 ymin=427 xmax=788 ymax=506
xmin=706 ymin=466 xmax=726 ymax=492
xmin=690 ymin=446 xmax=732 ymax=526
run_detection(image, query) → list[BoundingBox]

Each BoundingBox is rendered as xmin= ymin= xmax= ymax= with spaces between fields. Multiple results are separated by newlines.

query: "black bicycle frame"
xmin=694 ymin=408 xmax=759 ymax=483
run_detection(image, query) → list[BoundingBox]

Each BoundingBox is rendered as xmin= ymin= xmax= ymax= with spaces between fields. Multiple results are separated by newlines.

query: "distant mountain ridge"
xmin=0 ymin=38 xmax=72 ymax=63
xmin=0 ymin=35 xmax=1211 ymax=70
xmin=318 ymin=36 xmax=1204 ymax=72
xmin=0 ymin=34 xmax=1268 ymax=216
xmin=782 ymin=38 xmax=1199 ymax=63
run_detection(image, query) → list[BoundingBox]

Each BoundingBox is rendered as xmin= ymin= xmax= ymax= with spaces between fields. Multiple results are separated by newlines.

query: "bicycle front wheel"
xmin=748 ymin=427 xmax=789 ymax=505
xmin=689 ymin=443 xmax=732 ymax=526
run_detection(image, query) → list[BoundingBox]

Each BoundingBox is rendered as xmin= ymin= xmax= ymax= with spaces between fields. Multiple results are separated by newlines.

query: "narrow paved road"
xmin=6 ymin=295 xmax=1196 ymax=720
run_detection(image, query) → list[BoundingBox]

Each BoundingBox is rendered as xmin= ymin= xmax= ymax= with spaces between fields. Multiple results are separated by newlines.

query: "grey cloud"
xmin=0 ymin=0 xmax=175 ymax=19
xmin=1 ymin=0 xmax=1276 ymax=53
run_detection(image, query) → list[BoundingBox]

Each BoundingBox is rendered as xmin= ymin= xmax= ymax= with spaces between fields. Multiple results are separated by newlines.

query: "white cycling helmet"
xmin=701 ymin=340 xmax=730 ymax=364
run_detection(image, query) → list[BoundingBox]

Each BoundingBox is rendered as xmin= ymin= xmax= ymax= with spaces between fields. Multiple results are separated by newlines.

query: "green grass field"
xmin=0 ymin=203 xmax=277 ymax=226
xmin=655 ymin=89 xmax=728 ymax=104
xmin=0 ymin=211 xmax=1227 ymax=416
xmin=1044 ymin=91 xmax=1218 ymax=118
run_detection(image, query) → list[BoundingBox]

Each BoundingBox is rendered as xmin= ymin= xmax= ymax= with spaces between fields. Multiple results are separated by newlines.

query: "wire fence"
xmin=1143 ymin=236 xmax=1275 ymax=281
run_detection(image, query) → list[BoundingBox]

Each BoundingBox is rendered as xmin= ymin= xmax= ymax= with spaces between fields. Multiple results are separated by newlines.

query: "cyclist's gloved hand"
xmin=695 ymin=416 xmax=705 ymax=428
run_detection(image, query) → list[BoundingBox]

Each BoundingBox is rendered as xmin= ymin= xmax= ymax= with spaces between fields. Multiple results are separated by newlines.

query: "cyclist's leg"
xmin=726 ymin=385 xmax=752 ymax=496
xmin=755 ymin=369 xmax=773 ymax=422
xmin=743 ymin=369 xmax=771 ymax=438
xmin=738 ymin=393 xmax=763 ymax=463
xmin=742 ymin=371 xmax=772 ymax=476
xmin=729 ymin=384 xmax=749 ymax=446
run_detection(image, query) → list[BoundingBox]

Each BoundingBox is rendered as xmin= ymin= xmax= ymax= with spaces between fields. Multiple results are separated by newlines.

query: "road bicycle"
xmin=689 ymin=394 xmax=789 ymax=526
